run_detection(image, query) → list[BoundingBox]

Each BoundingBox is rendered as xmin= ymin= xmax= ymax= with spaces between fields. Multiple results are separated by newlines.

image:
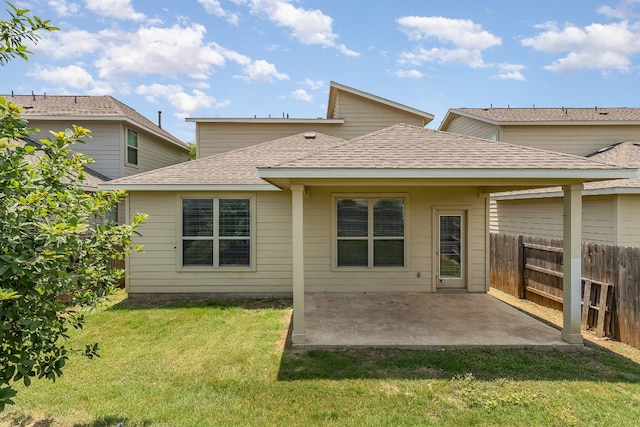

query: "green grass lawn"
xmin=2 ymin=290 xmax=640 ymax=427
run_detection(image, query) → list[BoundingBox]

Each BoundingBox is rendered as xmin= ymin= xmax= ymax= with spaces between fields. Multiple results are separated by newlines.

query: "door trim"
xmin=432 ymin=207 xmax=468 ymax=292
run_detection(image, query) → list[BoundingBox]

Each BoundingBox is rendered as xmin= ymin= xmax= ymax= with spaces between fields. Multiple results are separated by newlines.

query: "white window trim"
xmin=331 ymin=193 xmax=409 ymax=271
xmin=177 ymin=193 xmax=257 ymax=272
xmin=125 ymin=128 xmax=139 ymax=168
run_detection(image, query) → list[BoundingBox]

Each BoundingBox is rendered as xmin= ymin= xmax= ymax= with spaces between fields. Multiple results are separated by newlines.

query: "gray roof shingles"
xmin=451 ymin=107 xmax=640 ymax=123
xmin=106 ymin=124 xmax=629 ymax=188
xmin=3 ymin=94 xmax=186 ymax=148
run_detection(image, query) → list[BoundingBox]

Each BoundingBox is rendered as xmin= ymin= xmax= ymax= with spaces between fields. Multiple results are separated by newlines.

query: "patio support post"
xmin=291 ymin=185 xmax=305 ymax=345
xmin=562 ymin=184 xmax=584 ymax=345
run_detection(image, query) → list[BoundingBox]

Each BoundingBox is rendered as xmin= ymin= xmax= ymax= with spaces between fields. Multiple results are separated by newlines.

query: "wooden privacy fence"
xmin=490 ymin=233 xmax=640 ymax=349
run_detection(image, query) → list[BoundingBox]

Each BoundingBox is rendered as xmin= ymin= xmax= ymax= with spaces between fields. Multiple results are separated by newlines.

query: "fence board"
xmin=490 ymin=233 xmax=640 ymax=349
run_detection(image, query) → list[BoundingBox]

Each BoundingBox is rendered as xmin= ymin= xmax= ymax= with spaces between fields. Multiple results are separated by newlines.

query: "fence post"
xmin=517 ymin=234 xmax=525 ymax=299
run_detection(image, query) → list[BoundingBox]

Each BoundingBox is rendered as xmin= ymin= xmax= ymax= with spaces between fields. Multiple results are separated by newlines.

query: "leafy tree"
xmin=0 ymin=3 xmax=146 ymax=410
xmin=0 ymin=1 xmax=58 ymax=65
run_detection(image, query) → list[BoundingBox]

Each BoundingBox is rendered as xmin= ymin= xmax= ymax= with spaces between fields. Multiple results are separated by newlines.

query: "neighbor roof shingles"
xmin=450 ymin=107 xmax=640 ymax=123
xmin=3 ymin=94 xmax=186 ymax=148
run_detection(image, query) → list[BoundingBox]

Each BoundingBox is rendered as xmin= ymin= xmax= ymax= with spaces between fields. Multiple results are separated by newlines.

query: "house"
xmin=102 ymin=122 xmax=634 ymax=346
xmin=439 ymin=107 xmax=640 ymax=246
xmin=187 ymin=81 xmax=434 ymax=158
xmin=4 ymin=94 xmax=190 ymax=180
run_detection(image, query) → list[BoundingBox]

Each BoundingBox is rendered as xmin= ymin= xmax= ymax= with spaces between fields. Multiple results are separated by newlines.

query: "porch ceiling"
xmin=302 ymin=292 xmax=575 ymax=349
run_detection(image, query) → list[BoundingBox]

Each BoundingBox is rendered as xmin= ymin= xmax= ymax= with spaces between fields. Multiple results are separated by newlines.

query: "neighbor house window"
xmin=127 ymin=129 xmax=138 ymax=165
xmin=182 ymin=198 xmax=251 ymax=267
xmin=336 ymin=198 xmax=405 ymax=267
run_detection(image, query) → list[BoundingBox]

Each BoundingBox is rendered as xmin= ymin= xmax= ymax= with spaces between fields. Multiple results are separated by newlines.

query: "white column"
xmin=562 ymin=184 xmax=584 ymax=344
xmin=291 ymin=185 xmax=305 ymax=345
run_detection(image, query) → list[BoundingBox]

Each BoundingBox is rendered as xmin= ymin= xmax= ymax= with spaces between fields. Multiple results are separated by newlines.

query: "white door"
xmin=435 ymin=212 xmax=466 ymax=290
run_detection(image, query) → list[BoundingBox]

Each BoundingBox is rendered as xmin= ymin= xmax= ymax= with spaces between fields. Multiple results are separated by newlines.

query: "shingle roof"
xmin=3 ymin=94 xmax=187 ymax=149
xmin=446 ymin=107 xmax=640 ymax=124
xmin=268 ymin=123 xmax=623 ymax=171
xmin=104 ymin=132 xmax=346 ymax=187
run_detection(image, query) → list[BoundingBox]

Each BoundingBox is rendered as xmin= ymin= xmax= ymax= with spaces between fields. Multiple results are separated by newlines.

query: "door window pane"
xmin=440 ymin=215 xmax=461 ymax=278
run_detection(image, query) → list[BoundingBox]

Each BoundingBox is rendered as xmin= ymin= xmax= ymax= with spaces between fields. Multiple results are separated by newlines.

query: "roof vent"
xmin=599 ymin=112 xmax=609 ymax=115
xmin=304 ymin=132 xmax=316 ymax=139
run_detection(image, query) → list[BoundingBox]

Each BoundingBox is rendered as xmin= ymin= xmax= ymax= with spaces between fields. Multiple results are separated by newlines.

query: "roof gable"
xmin=327 ymin=81 xmax=434 ymax=124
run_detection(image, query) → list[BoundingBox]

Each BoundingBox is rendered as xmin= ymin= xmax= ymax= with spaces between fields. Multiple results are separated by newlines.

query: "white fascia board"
xmin=493 ymin=186 xmax=640 ymax=200
xmin=258 ymin=167 xmax=637 ymax=180
xmin=185 ymin=117 xmax=344 ymax=124
xmin=99 ymin=184 xmax=281 ymax=191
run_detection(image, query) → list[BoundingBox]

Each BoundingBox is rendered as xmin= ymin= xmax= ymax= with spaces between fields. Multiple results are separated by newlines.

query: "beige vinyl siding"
xmin=126 ymin=185 xmax=489 ymax=295
xmin=443 ymin=115 xmax=500 ymax=140
xmin=123 ymin=125 xmax=189 ymax=176
xmin=127 ymin=190 xmax=293 ymax=294
xmin=617 ymin=195 xmax=640 ymax=247
xmin=197 ymin=122 xmax=344 ymax=157
xmin=302 ymin=186 xmax=487 ymax=293
xmin=26 ymin=119 xmax=122 ymax=179
xmin=197 ymin=91 xmax=428 ymax=157
xmin=501 ymin=125 xmax=640 ymax=156
xmin=492 ymin=196 xmax=616 ymax=245
xmin=330 ymin=91 xmax=428 ymax=140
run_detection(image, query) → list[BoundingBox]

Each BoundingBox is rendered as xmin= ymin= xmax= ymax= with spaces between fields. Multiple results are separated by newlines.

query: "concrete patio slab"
xmin=303 ymin=292 xmax=577 ymax=349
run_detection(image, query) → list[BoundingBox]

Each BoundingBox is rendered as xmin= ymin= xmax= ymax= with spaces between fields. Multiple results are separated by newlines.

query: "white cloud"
xmin=521 ymin=21 xmax=640 ymax=74
xmin=27 ymin=64 xmax=112 ymax=95
xmin=395 ymin=69 xmax=424 ymax=79
xmin=299 ymin=78 xmax=324 ymax=90
xmin=198 ymin=0 xmax=240 ymax=25
xmin=492 ymin=63 xmax=526 ymax=81
xmin=85 ymin=0 xmax=146 ymax=21
xmin=136 ymin=83 xmax=220 ymax=118
xmin=397 ymin=16 xmax=500 ymax=68
xmin=48 ymin=0 xmax=79 ymax=16
xmin=291 ymin=88 xmax=313 ymax=102
xmin=598 ymin=0 xmax=640 ymax=19
xmin=247 ymin=0 xmax=358 ymax=56
xmin=94 ymin=25 xmax=226 ymax=81
xmin=36 ymin=30 xmax=102 ymax=59
xmin=236 ymin=59 xmax=289 ymax=82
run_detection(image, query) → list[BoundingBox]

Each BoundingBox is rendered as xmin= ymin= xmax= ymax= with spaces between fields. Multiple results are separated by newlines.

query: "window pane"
xmin=127 ymin=146 xmax=138 ymax=165
xmin=219 ymin=239 xmax=250 ymax=266
xmin=127 ymin=129 xmax=138 ymax=148
xmin=183 ymin=199 xmax=213 ymax=237
xmin=337 ymin=240 xmax=368 ymax=266
xmin=183 ymin=240 xmax=213 ymax=266
xmin=440 ymin=215 xmax=462 ymax=278
xmin=337 ymin=198 xmax=368 ymax=237
xmin=374 ymin=198 xmax=404 ymax=237
xmin=219 ymin=199 xmax=250 ymax=237
xmin=374 ymin=240 xmax=404 ymax=266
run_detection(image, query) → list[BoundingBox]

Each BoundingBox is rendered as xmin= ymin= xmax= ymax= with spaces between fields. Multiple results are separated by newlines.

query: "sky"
xmin=2 ymin=0 xmax=640 ymax=142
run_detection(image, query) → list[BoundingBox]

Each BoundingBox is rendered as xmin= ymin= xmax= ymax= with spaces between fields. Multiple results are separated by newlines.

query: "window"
xmin=127 ymin=129 xmax=138 ymax=165
xmin=336 ymin=197 xmax=405 ymax=267
xmin=182 ymin=198 xmax=251 ymax=267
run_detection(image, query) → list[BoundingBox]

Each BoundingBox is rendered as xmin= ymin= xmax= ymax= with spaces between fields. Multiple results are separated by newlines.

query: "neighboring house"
xmin=439 ymin=107 xmax=640 ymax=246
xmin=491 ymin=142 xmax=640 ymax=247
xmin=102 ymin=123 xmax=634 ymax=345
xmin=4 ymin=94 xmax=190 ymax=180
xmin=188 ymin=81 xmax=434 ymax=158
